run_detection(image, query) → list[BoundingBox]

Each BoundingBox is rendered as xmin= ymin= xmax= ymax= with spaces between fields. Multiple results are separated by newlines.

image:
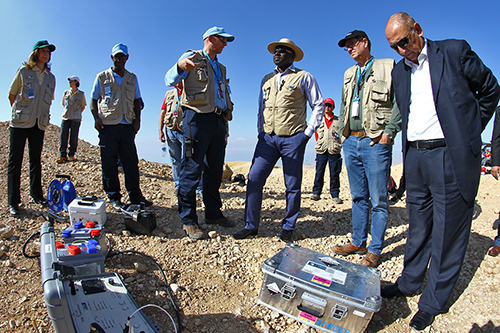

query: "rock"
xmin=122 ymin=230 xmax=131 ymax=237
xmin=134 ymin=262 xmax=147 ymax=273
xmin=222 ymin=163 xmax=233 ymax=180
xmin=208 ymin=231 xmax=218 ymax=238
xmin=0 ymin=227 xmax=14 ymax=239
xmin=170 ymin=284 xmax=180 ymax=293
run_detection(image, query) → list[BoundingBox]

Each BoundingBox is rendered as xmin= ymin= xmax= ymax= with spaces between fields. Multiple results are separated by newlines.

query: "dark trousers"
xmin=178 ymin=110 xmax=226 ymax=225
xmin=244 ymin=132 xmax=308 ymax=231
xmin=312 ymin=152 xmax=342 ymax=197
xmin=98 ymin=124 xmax=142 ymax=202
xmin=59 ymin=119 xmax=81 ymax=157
xmin=8 ymin=126 xmax=45 ymax=205
xmin=397 ymin=146 xmax=474 ymax=315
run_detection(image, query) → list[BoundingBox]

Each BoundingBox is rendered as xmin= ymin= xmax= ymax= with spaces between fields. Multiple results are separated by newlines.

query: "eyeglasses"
xmin=390 ymin=28 xmax=413 ymax=51
xmin=274 ymin=47 xmax=293 ymax=55
xmin=215 ymin=35 xmax=227 ymax=44
xmin=344 ymin=39 xmax=361 ymax=51
xmin=325 ymin=103 xmax=333 ymax=107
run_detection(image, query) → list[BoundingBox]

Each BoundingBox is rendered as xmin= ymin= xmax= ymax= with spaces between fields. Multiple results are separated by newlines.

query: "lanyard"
xmin=354 ymin=57 xmax=374 ymax=100
xmin=202 ymin=50 xmax=222 ymax=85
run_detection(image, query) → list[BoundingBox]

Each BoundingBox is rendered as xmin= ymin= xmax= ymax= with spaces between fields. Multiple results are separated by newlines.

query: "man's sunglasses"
xmin=215 ymin=35 xmax=228 ymax=44
xmin=274 ymin=47 xmax=293 ymax=55
xmin=390 ymin=28 xmax=413 ymax=51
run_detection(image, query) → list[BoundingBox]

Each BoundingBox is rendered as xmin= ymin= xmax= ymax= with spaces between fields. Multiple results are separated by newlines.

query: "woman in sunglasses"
xmin=7 ymin=40 xmax=56 ymax=216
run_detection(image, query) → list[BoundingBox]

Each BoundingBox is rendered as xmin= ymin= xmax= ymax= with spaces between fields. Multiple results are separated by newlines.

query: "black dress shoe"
xmin=232 ymin=228 xmax=258 ymax=239
xmin=409 ymin=310 xmax=435 ymax=331
xmin=381 ymin=283 xmax=403 ymax=298
xmin=33 ymin=197 xmax=48 ymax=206
xmin=205 ymin=216 xmax=235 ymax=228
xmin=278 ymin=229 xmax=293 ymax=242
xmin=9 ymin=204 xmax=20 ymax=216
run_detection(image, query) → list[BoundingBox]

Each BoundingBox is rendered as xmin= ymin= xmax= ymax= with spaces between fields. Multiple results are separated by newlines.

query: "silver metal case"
xmin=257 ymin=244 xmax=381 ymax=333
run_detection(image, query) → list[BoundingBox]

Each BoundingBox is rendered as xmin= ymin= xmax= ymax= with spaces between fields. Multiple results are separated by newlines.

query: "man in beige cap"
xmin=233 ymin=38 xmax=325 ymax=241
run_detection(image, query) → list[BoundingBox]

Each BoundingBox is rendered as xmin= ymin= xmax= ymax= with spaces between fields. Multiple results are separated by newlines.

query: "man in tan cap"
xmin=233 ymin=38 xmax=325 ymax=241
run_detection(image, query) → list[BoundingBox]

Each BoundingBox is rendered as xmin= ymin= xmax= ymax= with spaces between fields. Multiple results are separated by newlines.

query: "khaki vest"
xmin=315 ymin=116 xmax=342 ymax=154
xmin=96 ymin=68 xmax=136 ymax=125
xmin=62 ymin=89 xmax=85 ymax=120
xmin=262 ymin=69 xmax=307 ymax=136
xmin=180 ymin=50 xmax=233 ymax=120
xmin=342 ymin=58 xmax=395 ymax=138
xmin=163 ymin=89 xmax=183 ymax=131
xmin=10 ymin=66 xmax=55 ymax=130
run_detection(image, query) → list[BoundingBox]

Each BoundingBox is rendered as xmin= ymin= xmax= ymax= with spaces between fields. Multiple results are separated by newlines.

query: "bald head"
xmin=385 ymin=12 xmax=425 ymax=64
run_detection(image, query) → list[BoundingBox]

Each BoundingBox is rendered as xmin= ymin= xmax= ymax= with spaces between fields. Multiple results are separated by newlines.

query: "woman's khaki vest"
xmin=314 ymin=116 xmax=342 ymax=154
xmin=163 ymin=89 xmax=183 ymax=131
xmin=341 ymin=58 xmax=395 ymax=138
xmin=10 ymin=66 xmax=55 ymax=130
xmin=62 ymin=89 xmax=84 ymax=120
xmin=180 ymin=50 xmax=233 ymax=120
xmin=261 ymin=69 xmax=307 ymax=136
xmin=97 ymin=68 xmax=136 ymax=125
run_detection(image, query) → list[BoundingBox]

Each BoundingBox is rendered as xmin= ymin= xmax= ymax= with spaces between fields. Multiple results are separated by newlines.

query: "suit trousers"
xmin=244 ymin=131 xmax=308 ymax=231
xmin=397 ymin=146 xmax=474 ymax=315
xmin=178 ymin=110 xmax=226 ymax=225
xmin=8 ymin=126 xmax=45 ymax=205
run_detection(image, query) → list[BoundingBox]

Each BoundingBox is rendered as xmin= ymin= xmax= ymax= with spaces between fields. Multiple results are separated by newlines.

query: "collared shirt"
xmin=62 ymin=89 xmax=87 ymax=109
xmin=91 ymin=68 xmax=141 ymax=124
xmin=348 ymin=58 xmax=375 ymax=131
xmin=405 ymin=39 xmax=445 ymax=141
xmin=165 ymin=51 xmax=227 ymax=111
xmin=9 ymin=65 xmax=53 ymax=99
xmin=258 ymin=64 xmax=324 ymax=137
xmin=315 ymin=114 xmax=334 ymax=141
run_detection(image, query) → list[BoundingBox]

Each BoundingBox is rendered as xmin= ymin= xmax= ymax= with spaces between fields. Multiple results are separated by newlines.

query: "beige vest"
xmin=341 ymin=58 xmax=395 ymax=138
xmin=62 ymin=89 xmax=85 ymax=120
xmin=180 ymin=50 xmax=233 ymax=120
xmin=262 ymin=69 xmax=307 ymax=136
xmin=163 ymin=89 xmax=183 ymax=131
xmin=315 ymin=116 xmax=342 ymax=154
xmin=97 ymin=68 xmax=136 ymax=125
xmin=10 ymin=66 xmax=55 ymax=130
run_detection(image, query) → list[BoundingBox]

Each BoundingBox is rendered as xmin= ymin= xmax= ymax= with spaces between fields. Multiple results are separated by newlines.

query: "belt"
xmin=408 ymin=139 xmax=446 ymax=150
xmin=350 ymin=130 xmax=367 ymax=138
xmin=214 ymin=107 xmax=224 ymax=115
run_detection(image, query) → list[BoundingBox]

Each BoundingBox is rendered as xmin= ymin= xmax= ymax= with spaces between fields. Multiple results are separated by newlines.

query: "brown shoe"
xmin=361 ymin=252 xmax=379 ymax=267
xmin=183 ymin=224 xmax=203 ymax=240
xmin=488 ymin=245 xmax=500 ymax=257
xmin=56 ymin=157 xmax=67 ymax=164
xmin=332 ymin=242 xmax=367 ymax=255
xmin=67 ymin=156 xmax=76 ymax=162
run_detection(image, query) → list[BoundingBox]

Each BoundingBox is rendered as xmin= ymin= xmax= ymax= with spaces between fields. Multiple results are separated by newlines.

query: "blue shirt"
xmin=91 ymin=68 xmax=141 ymax=124
xmin=165 ymin=51 xmax=227 ymax=111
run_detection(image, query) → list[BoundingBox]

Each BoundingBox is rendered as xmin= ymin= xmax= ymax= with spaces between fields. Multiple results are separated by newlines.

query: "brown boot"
xmin=488 ymin=245 xmax=500 ymax=256
xmin=360 ymin=252 xmax=379 ymax=267
xmin=332 ymin=242 xmax=367 ymax=255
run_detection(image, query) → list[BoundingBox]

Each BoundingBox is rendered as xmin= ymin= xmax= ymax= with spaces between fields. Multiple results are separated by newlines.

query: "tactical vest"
xmin=261 ymin=69 xmax=307 ymax=136
xmin=10 ymin=66 xmax=55 ymax=130
xmin=96 ymin=68 xmax=136 ymax=125
xmin=341 ymin=58 xmax=395 ymax=138
xmin=163 ymin=89 xmax=183 ymax=131
xmin=62 ymin=89 xmax=85 ymax=120
xmin=180 ymin=50 xmax=233 ymax=120
xmin=315 ymin=116 xmax=342 ymax=154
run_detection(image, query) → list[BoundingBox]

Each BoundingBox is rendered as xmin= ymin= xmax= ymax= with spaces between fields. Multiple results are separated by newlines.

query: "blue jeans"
xmin=178 ymin=110 xmax=226 ymax=225
xmin=244 ymin=132 xmax=308 ymax=231
xmin=343 ymin=135 xmax=392 ymax=255
xmin=59 ymin=119 xmax=81 ymax=157
xmin=312 ymin=152 xmax=342 ymax=197
xmin=166 ymin=128 xmax=203 ymax=192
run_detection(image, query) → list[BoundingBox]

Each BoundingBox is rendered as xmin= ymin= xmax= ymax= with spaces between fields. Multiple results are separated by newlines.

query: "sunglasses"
xmin=325 ymin=103 xmax=333 ymax=107
xmin=390 ymin=28 xmax=413 ymax=51
xmin=215 ymin=35 xmax=228 ymax=44
xmin=343 ymin=39 xmax=361 ymax=52
xmin=274 ymin=47 xmax=293 ymax=55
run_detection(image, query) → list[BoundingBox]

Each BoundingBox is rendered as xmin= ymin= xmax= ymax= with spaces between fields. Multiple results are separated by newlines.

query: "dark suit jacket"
xmin=491 ymin=106 xmax=500 ymax=167
xmin=392 ymin=39 xmax=500 ymax=202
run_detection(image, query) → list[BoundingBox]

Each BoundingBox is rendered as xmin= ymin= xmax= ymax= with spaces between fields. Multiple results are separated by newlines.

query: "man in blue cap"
xmin=165 ymin=27 xmax=235 ymax=239
xmin=91 ymin=43 xmax=151 ymax=211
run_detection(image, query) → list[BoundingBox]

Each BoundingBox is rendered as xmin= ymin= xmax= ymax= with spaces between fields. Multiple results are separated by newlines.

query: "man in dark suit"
xmin=383 ymin=12 xmax=500 ymax=330
xmin=488 ymin=106 xmax=500 ymax=256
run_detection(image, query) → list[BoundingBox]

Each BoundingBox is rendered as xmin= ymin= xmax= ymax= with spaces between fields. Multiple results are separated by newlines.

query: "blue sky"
xmin=1 ymin=1 xmax=499 ymax=166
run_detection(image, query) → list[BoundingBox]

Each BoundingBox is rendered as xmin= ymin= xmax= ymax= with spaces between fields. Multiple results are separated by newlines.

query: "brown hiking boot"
xmin=332 ymin=242 xmax=367 ymax=255
xmin=183 ymin=224 xmax=203 ymax=240
xmin=360 ymin=252 xmax=379 ymax=267
xmin=56 ymin=157 xmax=67 ymax=164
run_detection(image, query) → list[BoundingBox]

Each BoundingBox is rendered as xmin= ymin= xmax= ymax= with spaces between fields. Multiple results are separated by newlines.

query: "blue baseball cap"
xmin=112 ymin=43 xmax=128 ymax=56
xmin=202 ymin=26 xmax=234 ymax=42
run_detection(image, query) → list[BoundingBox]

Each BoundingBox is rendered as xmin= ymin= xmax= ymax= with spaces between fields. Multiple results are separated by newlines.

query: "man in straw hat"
xmin=331 ymin=30 xmax=401 ymax=268
xmin=233 ymin=38 xmax=325 ymax=241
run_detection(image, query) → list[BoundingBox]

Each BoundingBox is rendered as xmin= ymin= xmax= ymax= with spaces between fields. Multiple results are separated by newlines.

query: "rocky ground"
xmin=0 ymin=121 xmax=499 ymax=332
